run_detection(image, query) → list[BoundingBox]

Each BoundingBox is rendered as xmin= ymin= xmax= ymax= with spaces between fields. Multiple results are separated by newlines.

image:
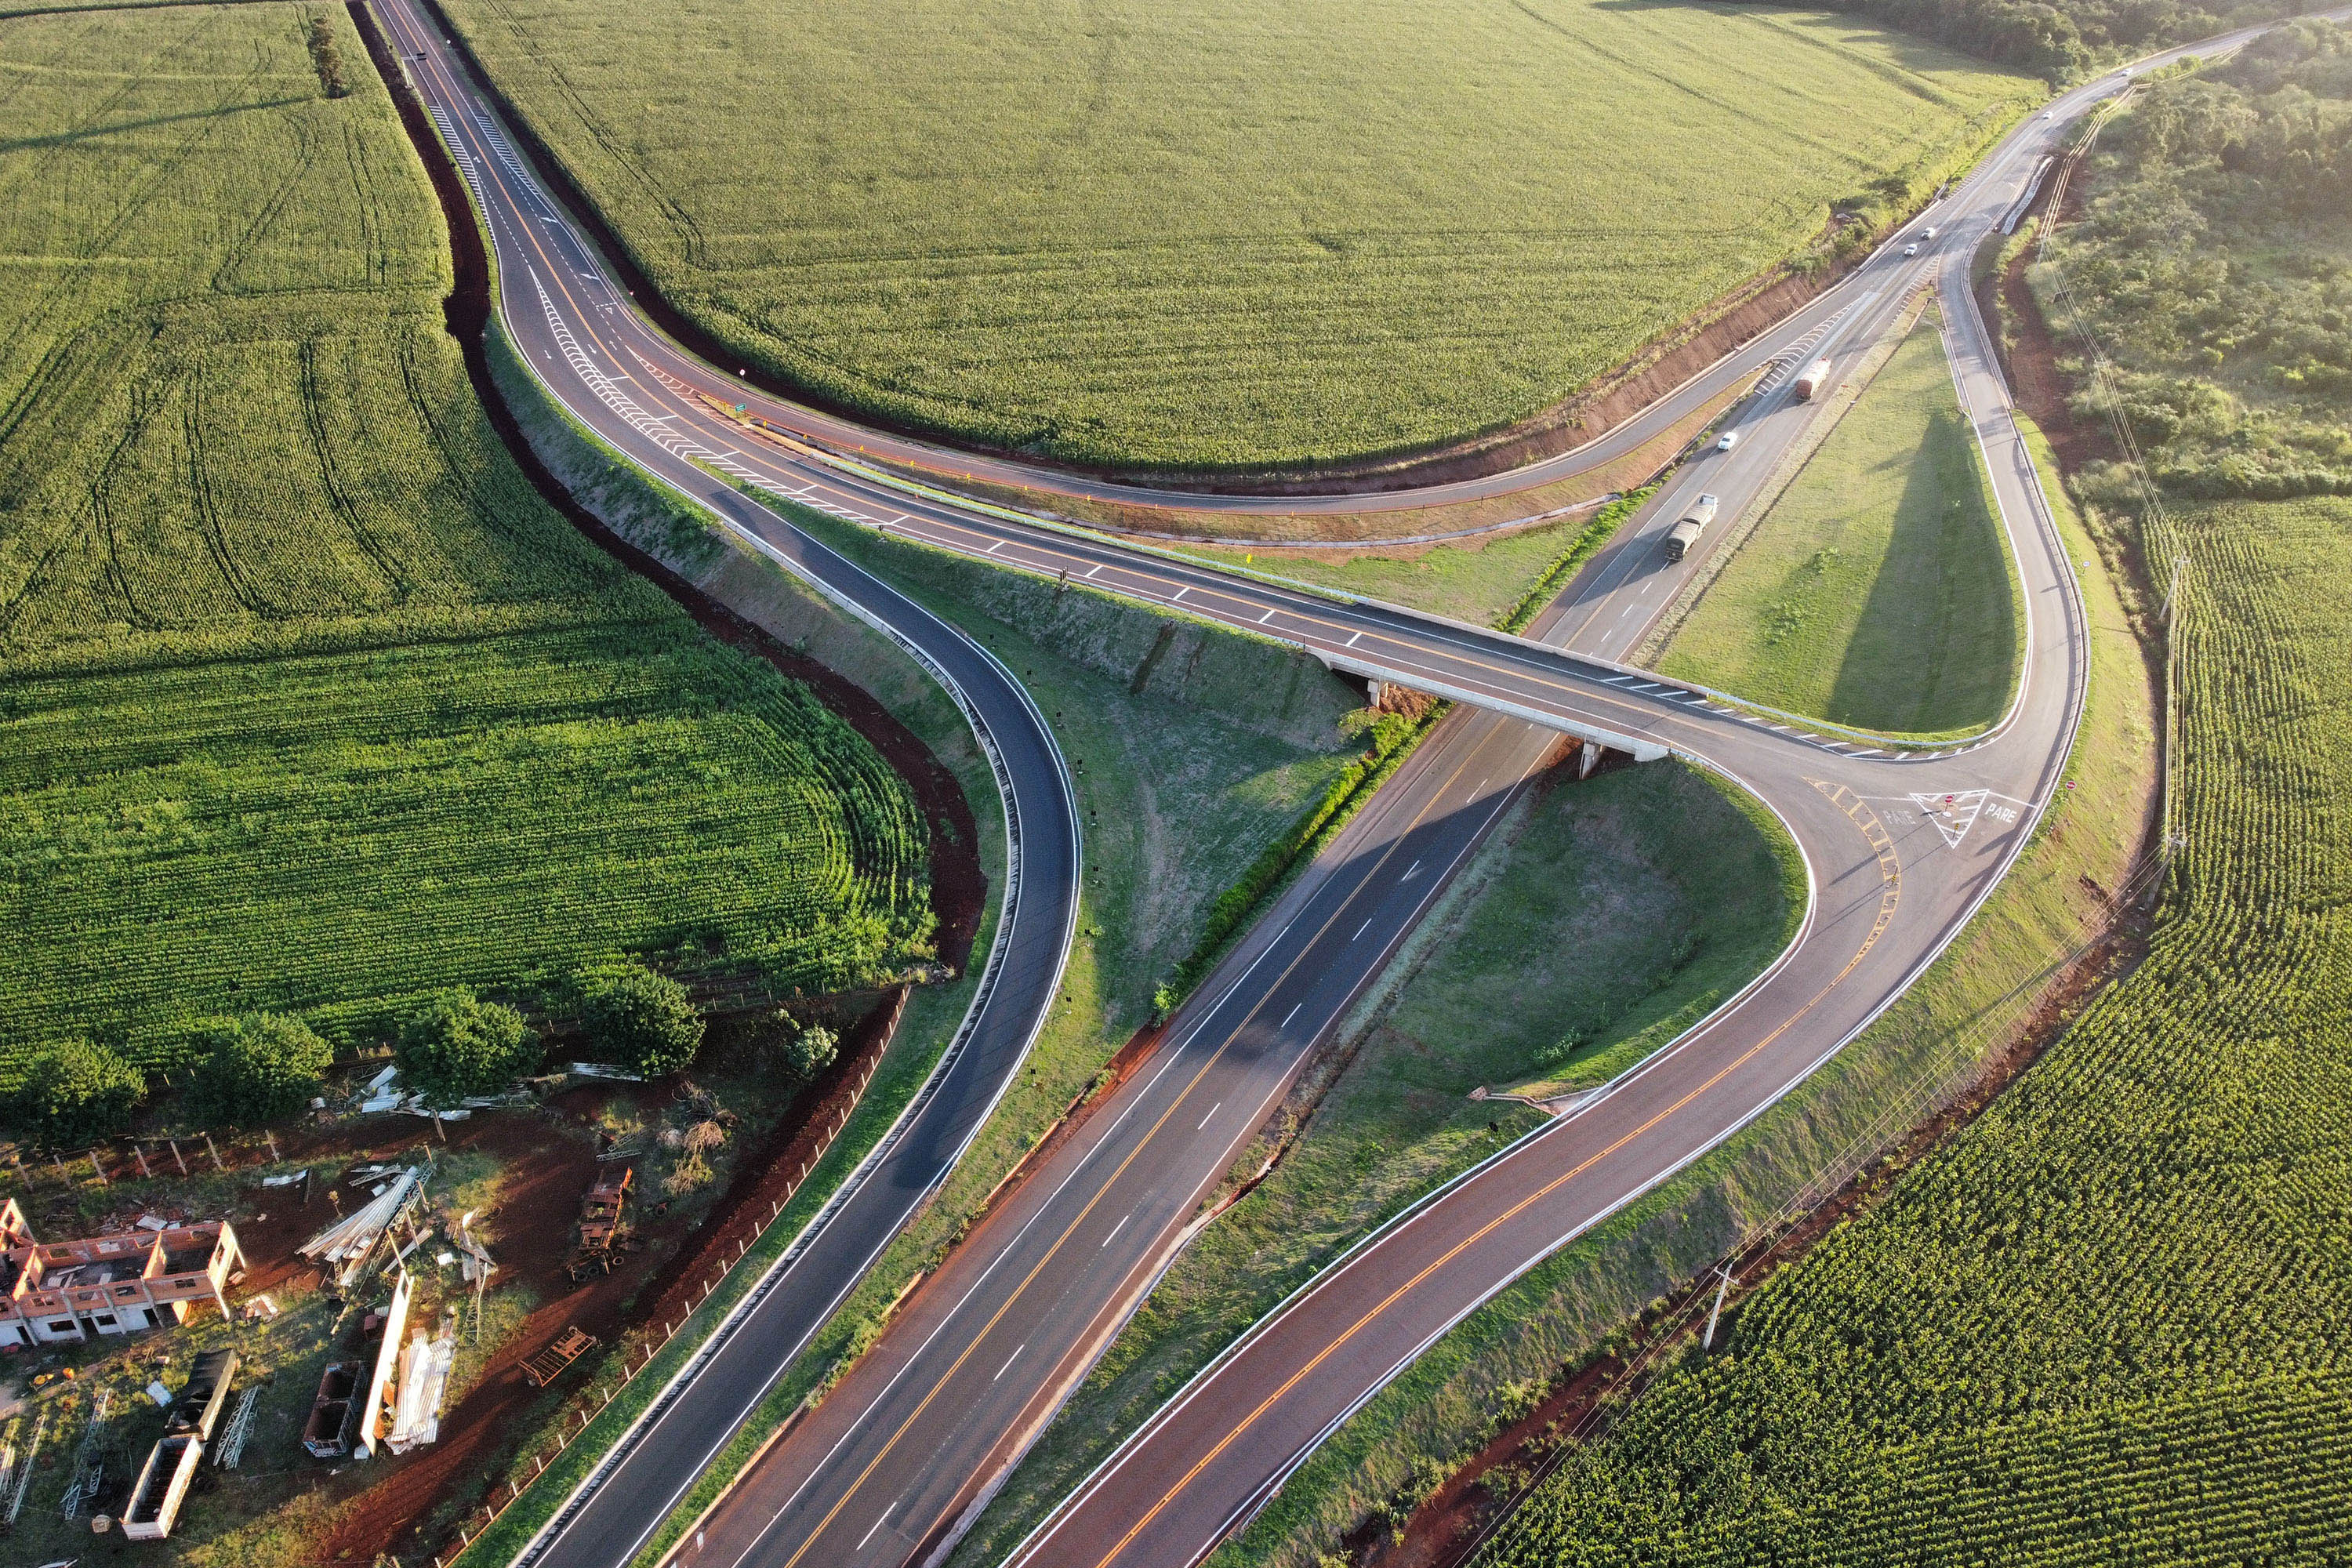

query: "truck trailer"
xmin=1664 ymin=494 xmax=1721 ymax=562
xmin=167 ymin=1348 xmax=238 ymax=1441
xmin=122 ymin=1433 xmax=204 ymax=1539
xmin=1794 ymin=357 xmax=1832 ymax=401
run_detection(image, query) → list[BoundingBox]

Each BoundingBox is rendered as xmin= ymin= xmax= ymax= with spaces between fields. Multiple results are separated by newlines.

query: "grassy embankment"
xmin=576 ymin=504 xmax=1370 ymax=1566
xmin=1178 ymin=400 xmax=2154 ymax=1564
xmin=1657 ymin=301 xmax=2024 ymax=735
xmin=434 ymin=0 xmax=2033 ymax=471
xmin=952 ymin=758 xmax=1802 ymax=1566
xmin=0 ymin=2 xmax=930 ymax=1084
xmin=452 ymin=198 xmax=1372 ymax=1568
xmin=1475 ymin=33 xmax=2352 ymax=1562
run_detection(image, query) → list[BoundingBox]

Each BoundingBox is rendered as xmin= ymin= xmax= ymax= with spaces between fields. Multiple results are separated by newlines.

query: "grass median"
xmin=604 ymin=503 xmax=1370 ymax=1567
xmin=951 ymin=753 xmax=1803 ymax=1566
xmin=1658 ymin=301 xmax=2024 ymax=736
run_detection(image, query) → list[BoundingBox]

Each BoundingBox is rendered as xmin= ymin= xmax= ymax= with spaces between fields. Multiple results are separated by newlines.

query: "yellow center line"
xmin=1080 ymin=804 xmax=1899 ymax=1568
xmin=771 ymin=727 xmax=1514 ymax=1568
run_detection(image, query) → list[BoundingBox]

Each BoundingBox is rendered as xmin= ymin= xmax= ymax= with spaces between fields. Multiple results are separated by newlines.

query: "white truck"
xmin=1664 ymin=494 xmax=1721 ymax=562
xmin=1794 ymin=357 xmax=1833 ymax=401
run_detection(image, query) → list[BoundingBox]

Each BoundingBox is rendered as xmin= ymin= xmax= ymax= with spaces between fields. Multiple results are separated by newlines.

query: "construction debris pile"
xmin=350 ymin=1269 xmax=454 ymax=1459
xmin=384 ymin=1308 xmax=457 ymax=1454
xmin=350 ymin=1064 xmax=529 ymax=1121
xmin=298 ymin=1167 xmax=426 ymax=1290
xmin=291 ymin=1158 xmax=485 ymax=1462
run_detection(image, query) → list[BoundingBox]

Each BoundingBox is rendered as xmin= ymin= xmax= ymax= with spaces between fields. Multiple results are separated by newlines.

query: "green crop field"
xmin=0 ymin=4 xmax=928 ymax=1079
xmin=434 ymin=0 xmax=2035 ymax=471
xmin=1660 ymin=301 xmax=2020 ymax=734
xmin=1477 ymin=493 xmax=2352 ymax=1564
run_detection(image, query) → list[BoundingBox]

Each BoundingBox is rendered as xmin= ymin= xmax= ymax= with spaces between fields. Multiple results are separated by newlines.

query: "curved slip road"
xmin=356 ymin=8 xmax=1087 ymax=1565
xmin=347 ymin=10 xmax=2314 ymax=1568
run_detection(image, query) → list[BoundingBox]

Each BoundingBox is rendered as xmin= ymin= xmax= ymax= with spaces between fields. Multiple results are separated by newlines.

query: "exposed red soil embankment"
xmin=349 ymin=0 xmax=982 ymax=970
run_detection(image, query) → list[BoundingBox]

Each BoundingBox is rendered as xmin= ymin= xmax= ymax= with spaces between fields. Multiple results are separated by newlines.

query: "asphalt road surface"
xmin=348 ymin=9 xmax=2315 ymax=1567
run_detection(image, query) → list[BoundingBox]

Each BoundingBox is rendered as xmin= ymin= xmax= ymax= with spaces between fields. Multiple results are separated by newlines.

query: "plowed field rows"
xmin=0 ymin=5 xmax=927 ymax=1076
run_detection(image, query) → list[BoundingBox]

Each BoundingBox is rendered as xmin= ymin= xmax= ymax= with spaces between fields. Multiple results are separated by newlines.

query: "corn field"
xmin=434 ymin=0 xmax=2036 ymax=470
xmin=1477 ymin=496 xmax=2352 ymax=1562
xmin=0 ymin=5 xmax=928 ymax=1076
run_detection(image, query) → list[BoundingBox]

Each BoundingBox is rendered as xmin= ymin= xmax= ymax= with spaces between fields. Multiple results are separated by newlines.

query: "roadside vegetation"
xmin=582 ymin=505 xmax=1377 ymax=1568
xmin=433 ymin=0 xmax=2031 ymax=470
xmin=0 ymin=6 xmax=930 ymax=1102
xmin=1475 ymin=490 xmax=2352 ymax=1565
xmin=2038 ymin=20 xmax=2352 ymax=501
xmin=1835 ymin=0 xmax=2302 ymax=79
xmin=1658 ymin=302 xmax=2022 ymax=735
xmin=953 ymin=757 xmax=1802 ymax=1567
xmin=1468 ymin=37 xmax=2352 ymax=1566
xmin=1198 ymin=403 xmax=2157 ymax=1567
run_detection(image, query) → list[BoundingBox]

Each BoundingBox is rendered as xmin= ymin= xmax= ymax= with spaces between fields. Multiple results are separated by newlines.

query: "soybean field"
xmin=0 ymin=5 xmax=930 ymax=1076
xmin=434 ymin=0 xmax=2036 ymax=470
xmin=1475 ymin=492 xmax=2352 ymax=1560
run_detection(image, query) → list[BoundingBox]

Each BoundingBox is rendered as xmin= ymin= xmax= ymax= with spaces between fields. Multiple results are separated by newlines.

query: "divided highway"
xmin=352 ymin=10 xmax=2303 ymax=1568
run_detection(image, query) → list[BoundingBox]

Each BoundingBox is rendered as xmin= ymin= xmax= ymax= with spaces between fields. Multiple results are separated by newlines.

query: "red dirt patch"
xmin=310 ymin=992 xmax=905 ymax=1563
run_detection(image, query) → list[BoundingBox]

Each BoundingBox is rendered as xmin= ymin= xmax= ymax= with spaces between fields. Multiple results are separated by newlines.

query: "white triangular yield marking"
xmin=1911 ymin=789 xmax=1989 ymax=849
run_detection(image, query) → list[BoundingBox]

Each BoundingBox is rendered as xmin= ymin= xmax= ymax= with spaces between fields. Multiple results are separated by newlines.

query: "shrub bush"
xmin=2 ymin=1039 xmax=144 ymax=1147
xmin=583 ymin=964 xmax=703 ymax=1077
xmin=397 ymin=989 xmax=539 ymax=1105
xmin=782 ymin=1022 xmax=839 ymax=1081
xmin=185 ymin=1012 xmax=332 ymax=1127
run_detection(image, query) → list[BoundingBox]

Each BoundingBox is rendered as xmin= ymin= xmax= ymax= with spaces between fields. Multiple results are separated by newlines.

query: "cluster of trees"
xmin=0 ymin=959 xmax=745 ymax=1150
xmin=2053 ymin=20 xmax=2352 ymax=499
xmin=1818 ymin=0 xmax=2298 ymax=78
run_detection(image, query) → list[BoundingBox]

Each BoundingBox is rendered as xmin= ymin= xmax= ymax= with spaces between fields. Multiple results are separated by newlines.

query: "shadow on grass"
xmin=0 ymin=96 xmax=309 ymax=156
xmin=1826 ymin=403 xmax=2015 ymax=731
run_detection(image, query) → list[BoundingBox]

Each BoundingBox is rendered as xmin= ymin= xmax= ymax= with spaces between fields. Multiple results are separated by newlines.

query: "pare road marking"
xmin=1896 ymin=789 xmax=2033 ymax=849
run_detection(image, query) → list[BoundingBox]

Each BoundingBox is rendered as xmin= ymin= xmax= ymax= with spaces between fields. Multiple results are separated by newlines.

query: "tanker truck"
xmin=1664 ymin=493 xmax=1720 ymax=562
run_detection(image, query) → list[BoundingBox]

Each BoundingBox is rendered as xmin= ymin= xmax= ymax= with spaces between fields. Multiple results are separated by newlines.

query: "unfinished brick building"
xmin=0 ymin=1199 xmax=244 ymax=1348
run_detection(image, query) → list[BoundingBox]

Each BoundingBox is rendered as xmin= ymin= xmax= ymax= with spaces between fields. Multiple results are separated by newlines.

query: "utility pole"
xmin=1702 ymin=1263 xmax=1735 ymax=1352
xmin=2158 ymin=553 xmax=2189 ymax=622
